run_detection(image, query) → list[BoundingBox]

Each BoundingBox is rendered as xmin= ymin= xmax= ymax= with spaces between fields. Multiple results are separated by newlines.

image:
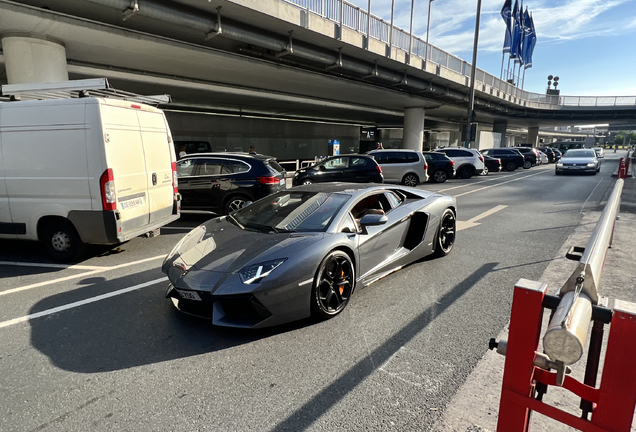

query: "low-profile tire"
xmin=523 ymin=160 xmax=532 ymax=169
xmin=480 ymin=166 xmax=489 ymax=176
xmin=41 ymin=221 xmax=86 ymax=262
xmin=506 ymin=161 xmax=517 ymax=171
xmin=431 ymin=169 xmax=448 ymax=183
xmin=224 ymin=194 xmax=250 ymax=214
xmin=458 ymin=166 xmax=474 ymax=179
xmin=401 ymin=173 xmax=419 ymax=187
xmin=302 ymin=178 xmax=314 ymax=185
xmin=311 ymin=250 xmax=355 ymax=319
xmin=434 ymin=209 xmax=456 ymax=257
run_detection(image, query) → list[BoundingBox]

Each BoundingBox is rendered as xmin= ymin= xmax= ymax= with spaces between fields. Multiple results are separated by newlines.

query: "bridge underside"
xmin=0 ymin=0 xmax=634 ymax=131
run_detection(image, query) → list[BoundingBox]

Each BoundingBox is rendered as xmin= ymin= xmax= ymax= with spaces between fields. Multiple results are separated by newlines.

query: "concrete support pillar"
xmin=448 ymin=131 xmax=462 ymax=147
xmin=527 ymin=126 xmax=539 ymax=147
xmin=1 ymin=34 xmax=68 ymax=84
xmin=493 ymin=120 xmax=508 ymax=147
xmin=403 ymin=108 xmax=425 ymax=150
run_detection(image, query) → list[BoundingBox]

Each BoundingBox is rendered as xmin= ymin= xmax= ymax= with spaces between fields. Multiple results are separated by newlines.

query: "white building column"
xmin=1 ymin=34 xmax=68 ymax=84
xmin=527 ymin=126 xmax=539 ymax=147
xmin=403 ymin=108 xmax=425 ymax=150
xmin=493 ymin=120 xmax=508 ymax=147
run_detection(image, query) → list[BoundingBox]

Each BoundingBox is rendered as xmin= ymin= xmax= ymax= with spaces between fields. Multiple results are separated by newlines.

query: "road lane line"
xmin=0 ymin=255 xmax=166 ymax=297
xmin=0 ymin=277 xmax=168 ymax=329
xmin=0 ymin=261 xmax=107 ymax=270
xmin=437 ymin=166 xmax=551 ymax=193
xmin=581 ymin=177 xmax=605 ymax=213
xmin=457 ymin=205 xmax=508 ymax=231
xmin=454 ymin=171 xmax=548 ymax=198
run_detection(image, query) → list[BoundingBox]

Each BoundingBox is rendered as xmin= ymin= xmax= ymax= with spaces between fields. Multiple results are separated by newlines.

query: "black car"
xmin=292 ymin=155 xmax=383 ymax=186
xmin=482 ymin=155 xmax=502 ymax=175
xmin=511 ymin=147 xmax=537 ymax=168
xmin=538 ymin=147 xmax=556 ymax=163
xmin=551 ymin=148 xmax=562 ymax=161
xmin=423 ymin=151 xmax=455 ymax=183
xmin=480 ymin=148 xmax=525 ymax=171
xmin=177 ymin=153 xmax=286 ymax=214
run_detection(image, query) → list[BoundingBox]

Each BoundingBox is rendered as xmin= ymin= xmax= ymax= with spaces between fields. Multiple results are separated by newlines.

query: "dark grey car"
xmin=162 ymin=184 xmax=457 ymax=328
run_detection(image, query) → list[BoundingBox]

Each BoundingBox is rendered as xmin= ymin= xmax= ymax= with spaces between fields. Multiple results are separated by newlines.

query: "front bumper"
xmin=556 ymin=165 xmax=596 ymax=174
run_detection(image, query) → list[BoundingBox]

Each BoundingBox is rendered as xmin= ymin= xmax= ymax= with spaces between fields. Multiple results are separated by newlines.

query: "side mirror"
xmin=360 ymin=213 xmax=388 ymax=227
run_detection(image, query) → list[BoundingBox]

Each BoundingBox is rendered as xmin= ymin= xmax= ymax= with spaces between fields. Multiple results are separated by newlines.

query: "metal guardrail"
xmin=281 ymin=0 xmax=636 ymax=109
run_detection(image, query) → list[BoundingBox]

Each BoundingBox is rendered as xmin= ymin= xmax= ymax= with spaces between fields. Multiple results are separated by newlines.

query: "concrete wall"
xmin=166 ymin=111 xmax=360 ymax=161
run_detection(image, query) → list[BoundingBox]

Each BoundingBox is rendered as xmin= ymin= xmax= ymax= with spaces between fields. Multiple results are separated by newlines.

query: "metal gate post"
xmin=497 ymin=279 xmax=548 ymax=432
xmin=591 ymin=300 xmax=636 ymax=431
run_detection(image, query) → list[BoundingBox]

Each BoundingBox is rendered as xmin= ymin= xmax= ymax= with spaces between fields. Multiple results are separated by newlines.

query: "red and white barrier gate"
xmin=495 ymin=279 xmax=636 ymax=431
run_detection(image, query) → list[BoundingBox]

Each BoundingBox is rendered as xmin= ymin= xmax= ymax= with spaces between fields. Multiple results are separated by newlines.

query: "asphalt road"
xmin=0 ymin=152 xmax=627 ymax=432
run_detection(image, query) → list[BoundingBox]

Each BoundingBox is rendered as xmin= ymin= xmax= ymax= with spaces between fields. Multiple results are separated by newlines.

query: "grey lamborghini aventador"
xmin=162 ymin=183 xmax=457 ymax=328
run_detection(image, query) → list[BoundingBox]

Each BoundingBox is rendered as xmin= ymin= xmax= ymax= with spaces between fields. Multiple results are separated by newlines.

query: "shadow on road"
xmin=28 ymin=268 xmax=313 ymax=373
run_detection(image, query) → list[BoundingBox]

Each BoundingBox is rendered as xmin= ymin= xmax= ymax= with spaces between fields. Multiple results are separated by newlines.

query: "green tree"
xmin=615 ymin=135 xmax=624 ymax=145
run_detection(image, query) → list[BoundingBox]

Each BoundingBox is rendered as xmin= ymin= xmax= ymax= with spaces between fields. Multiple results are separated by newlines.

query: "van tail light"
xmin=171 ymin=162 xmax=178 ymax=194
xmin=100 ymin=169 xmax=117 ymax=211
xmin=258 ymin=176 xmax=281 ymax=185
xmin=376 ymin=165 xmax=383 ymax=173
xmin=424 ymin=162 xmax=428 ymax=170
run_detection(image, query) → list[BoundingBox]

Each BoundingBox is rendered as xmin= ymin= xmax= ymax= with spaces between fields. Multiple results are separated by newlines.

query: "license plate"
xmin=120 ymin=197 xmax=144 ymax=210
xmin=176 ymin=289 xmax=202 ymax=301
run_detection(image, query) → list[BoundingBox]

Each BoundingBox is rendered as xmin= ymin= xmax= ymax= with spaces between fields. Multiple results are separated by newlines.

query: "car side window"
xmin=481 ymin=150 xmax=491 ymax=155
xmin=230 ymin=160 xmax=250 ymax=173
xmin=323 ymin=157 xmax=349 ymax=170
xmin=176 ymin=159 xmax=196 ymax=177
xmin=350 ymin=157 xmax=368 ymax=167
xmin=423 ymin=153 xmax=434 ymax=161
xmin=404 ymin=152 xmax=419 ymax=163
xmin=197 ymin=158 xmax=224 ymax=176
xmin=444 ymin=149 xmax=462 ymax=157
xmin=385 ymin=152 xmax=401 ymax=164
xmin=385 ymin=191 xmax=403 ymax=209
xmin=351 ymin=192 xmax=390 ymax=223
xmin=369 ymin=152 xmax=385 ymax=163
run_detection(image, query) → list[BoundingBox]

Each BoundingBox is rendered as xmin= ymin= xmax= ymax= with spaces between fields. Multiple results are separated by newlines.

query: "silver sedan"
xmin=555 ymin=149 xmax=601 ymax=175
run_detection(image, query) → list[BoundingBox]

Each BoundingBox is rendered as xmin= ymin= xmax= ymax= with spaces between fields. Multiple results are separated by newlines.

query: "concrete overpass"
xmin=1 ymin=0 xmax=635 ymax=155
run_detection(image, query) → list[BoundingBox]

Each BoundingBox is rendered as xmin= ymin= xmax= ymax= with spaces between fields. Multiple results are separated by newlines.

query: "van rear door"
xmin=100 ymin=103 xmax=151 ymax=233
xmin=136 ymin=109 xmax=175 ymax=223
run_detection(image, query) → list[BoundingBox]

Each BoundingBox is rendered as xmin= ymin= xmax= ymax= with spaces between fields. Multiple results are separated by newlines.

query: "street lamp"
xmin=425 ymin=0 xmax=435 ymax=66
xmin=465 ymin=0 xmax=483 ymax=146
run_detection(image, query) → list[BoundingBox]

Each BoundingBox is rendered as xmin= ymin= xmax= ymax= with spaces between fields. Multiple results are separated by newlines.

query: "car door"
xmin=319 ymin=157 xmax=349 ymax=182
xmin=190 ymin=158 xmax=225 ymax=211
xmin=176 ymin=158 xmax=197 ymax=207
xmin=348 ymin=156 xmax=375 ymax=182
xmin=355 ymin=191 xmax=412 ymax=278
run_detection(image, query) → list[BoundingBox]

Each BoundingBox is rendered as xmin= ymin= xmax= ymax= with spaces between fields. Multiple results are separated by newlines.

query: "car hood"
xmin=560 ymin=156 xmax=596 ymax=163
xmin=164 ymin=217 xmax=322 ymax=275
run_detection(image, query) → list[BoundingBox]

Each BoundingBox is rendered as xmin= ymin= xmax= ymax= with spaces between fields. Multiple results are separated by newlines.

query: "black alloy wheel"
xmin=458 ymin=166 xmax=474 ymax=179
xmin=434 ymin=209 xmax=456 ymax=257
xmin=312 ymin=251 xmax=355 ymax=319
xmin=432 ymin=169 xmax=448 ymax=183
xmin=402 ymin=173 xmax=419 ymax=187
xmin=506 ymin=161 xmax=517 ymax=171
xmin=42 ymin=221 xmax=86 ymax=262
xmin=224 ymin=195 xmax=250 ymax=214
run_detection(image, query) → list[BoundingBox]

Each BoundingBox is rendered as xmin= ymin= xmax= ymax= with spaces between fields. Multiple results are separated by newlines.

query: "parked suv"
xmin=434 ymin=148 xmax=485 ymax=178
xmin=422 ymin=151 xmax=455 ymax=183
xmin=511 ymin=147 xmax=538 ymax=168
xmin=480 ymin=148 xmax=525 ymax=171
xmin=538 ymin=147 xmax=556 ymax=163
xmin=177 ymin=153 xmax=286 ymax=214
xmin=367 ymin=149 xmax=428 ymax=185
xmin=292 ymin=155 xmax=383 ymax=186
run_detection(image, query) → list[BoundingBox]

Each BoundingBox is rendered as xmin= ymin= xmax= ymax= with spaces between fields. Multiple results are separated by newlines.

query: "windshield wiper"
xmin=227 ymin=213 xmax=245 ymax=230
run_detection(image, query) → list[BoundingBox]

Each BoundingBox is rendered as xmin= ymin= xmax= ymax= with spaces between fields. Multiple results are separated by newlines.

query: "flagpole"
xmin=521 ymin=67 xmax=526 ymax=89
xmin=500 ymin=52 xmax=505 ymax=80
xmin=506 ymin=57 xmax=511 ymax=81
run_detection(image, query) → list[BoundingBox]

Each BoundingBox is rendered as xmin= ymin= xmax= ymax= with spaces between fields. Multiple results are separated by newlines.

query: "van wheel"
xmin=401 ymin=173 xmax=419 ymax=187
xmin=42 ymin=221 xmax=86 ymax=262
xmin=224 ymin=195 xmax=250 ymax=214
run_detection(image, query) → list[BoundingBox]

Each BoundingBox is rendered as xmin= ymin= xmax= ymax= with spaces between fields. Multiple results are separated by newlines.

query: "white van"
xmin=0 ymin=96 xmax=181 ymax=260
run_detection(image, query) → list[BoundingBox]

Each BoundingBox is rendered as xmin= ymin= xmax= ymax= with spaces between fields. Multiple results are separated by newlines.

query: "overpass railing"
xmin=281 ymin=0 xmax=636 ymax=109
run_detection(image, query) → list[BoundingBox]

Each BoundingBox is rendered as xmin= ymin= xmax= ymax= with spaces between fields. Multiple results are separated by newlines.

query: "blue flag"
xmin=523 ymin=13 xmax=537 ymax=69
xmin=501 ymin=0 xmax=512 ymax=53
xmin=510 ymin=0 xmax=522 ymax=60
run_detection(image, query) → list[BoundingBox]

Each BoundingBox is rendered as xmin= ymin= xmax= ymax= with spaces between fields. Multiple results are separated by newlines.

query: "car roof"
xmin=180 ymin=152 xmax=274 ymax=161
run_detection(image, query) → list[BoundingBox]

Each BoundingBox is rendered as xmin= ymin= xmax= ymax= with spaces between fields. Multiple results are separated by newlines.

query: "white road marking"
xmin=0 ymin=261 xmax=107 ymax=270
xmin=454 ymin=171 xmax=547 ymax=198
xmin=0 ymin=255 xmax=166 ymax=297
xmin=457 ymin=205 xmax=508 ymax=231
xmin=581 ymin=177 xmax=605 ymax=213
xmin=298 ymin=278 xmax=314 ymax=287
xmin=0 ymin=277 xmax=168 ymax=329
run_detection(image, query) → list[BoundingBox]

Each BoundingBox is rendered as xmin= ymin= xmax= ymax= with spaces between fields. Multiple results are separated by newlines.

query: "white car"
xmin=367 ymin=149 xmax=428 ymax=186
xmin=434 ymin=148 xmax=485 ymax=179
xmin=539 ymin=151 xmax=549 ymax=164
xmin=593 ymin=147 xmax=605 ymax=158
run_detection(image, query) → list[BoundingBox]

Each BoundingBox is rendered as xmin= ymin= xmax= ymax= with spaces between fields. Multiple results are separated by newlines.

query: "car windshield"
xmin=564 ymin=149 xmax=595 ymax=158
xmin=231 ymin=191 xmax=351 ymax=233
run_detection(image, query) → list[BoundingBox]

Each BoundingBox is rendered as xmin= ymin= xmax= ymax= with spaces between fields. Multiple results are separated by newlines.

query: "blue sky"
xmin=346 ymin=0 xmax=636 ymax=96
